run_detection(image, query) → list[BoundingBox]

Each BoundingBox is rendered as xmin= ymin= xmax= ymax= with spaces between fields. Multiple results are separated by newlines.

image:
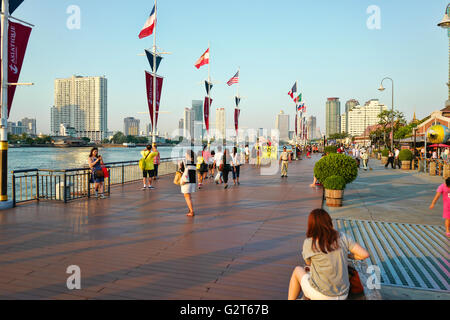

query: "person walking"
xmin=245 ymin=145 xmax=250 ymax=164
xmin=140 ymin=144 xmax=158 ymax=190
xmin=88 ymin=147 xmax=106 ymax=199
xmin=196 ymin=150 xmax=208 ymax=189
xmin=222 ymin=148 xmax=232 ymax=189
xmin=429 ymin=177 xmax=450 ymax=238
xmin=385 ymin=150 xmax=395 ymax=169
xmin=394 ymin=147 xmax=401 ymax=169
xmin=214 ymin=146 xmax=224 ymax=184
xmin=288 ymin=209 xmax=370 ymax=300
xmin=231 ymin=146 xmax=241 ymax=186
xmin=209 ymin=150 xmax=216 ymax=179
xmin=180 ymin=150 xmax=197 ymax=217
xmin=279 ymin=146 xmax=290 ymax=178
xmin=153 ymin=144 xmax=160 ymax=181
xmin=361 ymin=150 xmax=369 ymax=171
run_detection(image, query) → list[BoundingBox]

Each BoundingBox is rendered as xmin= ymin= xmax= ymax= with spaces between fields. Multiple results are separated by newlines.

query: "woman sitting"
xmin=288 ymin=209 xmax=369 ymax=300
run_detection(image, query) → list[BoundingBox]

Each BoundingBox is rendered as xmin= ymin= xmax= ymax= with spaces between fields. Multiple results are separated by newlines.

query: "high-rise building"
xmin=20 ymin=118 xmax=37 ymax=135
xmin=215 ymin=108 xmax=226 ymax=140
xmin=192 ymin=100 xmax=203 ymax=122
xmin=183 ymin=108 xmax=194 ymax=139
xmin=307 ymin=116 xmax=317 ymax=140
xmin=145 ymin=123 xmax=152 ymax=136
xmin=53 ymin=75 xmax=107 ymax=141
xmin=326 ymin=97 xmax=341 ymax=137
xmin=275 ymin=110 xmax=289 ymax=141
xmin=124 ymin=117 xmax=140 ymax=136
xmin=345 ymin=99 xmax=387 ymax=137
xmin=342 ymin=99 xmax=359 ymax=133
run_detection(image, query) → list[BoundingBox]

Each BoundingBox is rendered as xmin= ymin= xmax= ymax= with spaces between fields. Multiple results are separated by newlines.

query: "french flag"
xmin=139 ymin=5 xmax=156 ymax=39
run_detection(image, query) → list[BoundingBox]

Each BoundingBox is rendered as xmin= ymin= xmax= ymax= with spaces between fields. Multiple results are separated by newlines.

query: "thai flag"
xmin=139 ymin=5 xmax=156 ymax=39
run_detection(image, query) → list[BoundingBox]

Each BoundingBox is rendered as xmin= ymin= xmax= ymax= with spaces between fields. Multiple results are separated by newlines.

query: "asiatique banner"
xmin=145 ymin=71 xmax=163 ymax=130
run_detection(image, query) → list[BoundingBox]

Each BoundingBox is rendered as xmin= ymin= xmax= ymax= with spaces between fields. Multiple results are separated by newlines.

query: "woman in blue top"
xmin=88 ymin=147 xmax=105 ymax=199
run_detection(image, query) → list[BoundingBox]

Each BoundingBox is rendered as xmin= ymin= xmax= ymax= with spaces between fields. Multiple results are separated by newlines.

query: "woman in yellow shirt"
xmin=140 ymin=144 xmax=159 ymax=190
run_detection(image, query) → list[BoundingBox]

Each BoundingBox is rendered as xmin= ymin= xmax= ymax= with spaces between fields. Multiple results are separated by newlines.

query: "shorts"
xmin=300 ymin=273 xmax=348 ymax=300
xmin=143 ymin=169 xmax=155 ymax=178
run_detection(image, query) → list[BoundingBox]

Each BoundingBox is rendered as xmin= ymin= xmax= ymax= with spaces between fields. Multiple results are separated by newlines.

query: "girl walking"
xmin=222 ymin=148 xmax=232 ymax=189
xmin=180 ymin=150 xmax=197 ymax=217
xmin=429 ymin=177 xmax=450 ymax=237
xmin=231 ymin=147 xmax=241 ymax=186
xmin=88 ymin=147 xmax=105 ymax=199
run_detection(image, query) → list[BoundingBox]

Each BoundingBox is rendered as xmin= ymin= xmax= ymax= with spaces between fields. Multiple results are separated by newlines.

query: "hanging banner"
xmin=6 ymin=20 xmax=32 ymax=118
xmin=235 ymin=97 xmax=241 ymax=108
xmin=234 ymin=108 xmax=240 ymax=133
xmin=1 ymin=0 xmax=25 ymax=14
xmin=204 ymin=96 xmax=212 ymax=132
xmin=295 ymin=113 xmax=298 ymax=137
xmin=145 ymin=71 xmax=163 ymax=130
xmin=205 ymin=81 xmax=213 ymax=95
xmin=145 ymin=49 xmax=163 ymax=73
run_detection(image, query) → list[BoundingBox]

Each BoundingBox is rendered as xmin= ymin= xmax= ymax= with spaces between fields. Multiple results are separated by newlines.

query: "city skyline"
xmin=7 ymin=1 xmax=449 ymax=137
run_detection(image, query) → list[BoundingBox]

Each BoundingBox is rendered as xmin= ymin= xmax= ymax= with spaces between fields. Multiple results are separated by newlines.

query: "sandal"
xmin=186 ymin=212 xmax=195 ymax=217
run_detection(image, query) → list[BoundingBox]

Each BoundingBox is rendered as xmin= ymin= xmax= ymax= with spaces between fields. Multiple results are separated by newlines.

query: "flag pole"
xmin=236 ymin=67 xmax=240 ymax=147
xmin=207 ymin=41 xmax=211 ymax=145
xmin=0 ymin=0 xmax=9 ymax=203
xmin=152 ymin=0 xmax=157 ymax=144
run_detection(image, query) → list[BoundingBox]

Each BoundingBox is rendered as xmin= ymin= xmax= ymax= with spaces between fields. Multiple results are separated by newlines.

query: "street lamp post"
xmin=378 ymin=77 xmax=394 ymax=151
xmin=438 ymin=3 xmax=450 ymax=107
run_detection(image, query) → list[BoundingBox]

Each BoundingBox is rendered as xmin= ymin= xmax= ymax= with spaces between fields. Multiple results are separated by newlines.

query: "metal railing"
xmin=11 ymin=157 xmax=180 ymax=207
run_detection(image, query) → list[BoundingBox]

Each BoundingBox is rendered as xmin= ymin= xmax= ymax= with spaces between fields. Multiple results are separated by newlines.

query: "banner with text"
xmin=145 ymin=71 xmax=163 ymax=130
xmin=6 ymin=20 xmax=32 ymax=118
xmin=204 ymin=96 xmax=212 ymax=132
xmin=234 ymin=108 xmax=240 ymax=133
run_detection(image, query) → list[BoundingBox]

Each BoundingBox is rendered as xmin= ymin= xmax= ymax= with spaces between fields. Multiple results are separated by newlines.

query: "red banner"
xmin=204 ymin=96 xmax=212 ymax=132
xmin=6 ymin=21 xmax=32 ymax=118
xmin=145 ymin=71 xmax=163 ymax=130
xmin=295 ymin=114 xmax=298 ymax=137
xmin=234 ymin=108 xmax=240 ymax=133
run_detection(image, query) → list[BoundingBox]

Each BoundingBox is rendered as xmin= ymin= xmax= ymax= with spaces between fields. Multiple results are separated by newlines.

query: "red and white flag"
xmin=138 ymin=5 xmax=156 ymax=39
xmin=195 ymin=48 xmax=209 ymax=69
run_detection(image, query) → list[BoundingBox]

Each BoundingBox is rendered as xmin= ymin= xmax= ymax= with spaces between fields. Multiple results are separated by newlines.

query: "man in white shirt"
xmin=394 ymin=147 xmax=401 ymax=169
xmin=214 ymin=146 xmax=224 ymax=184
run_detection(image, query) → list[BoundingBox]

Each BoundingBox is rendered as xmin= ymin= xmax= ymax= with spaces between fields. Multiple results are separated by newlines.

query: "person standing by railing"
xmin=88 ymin=147 xmax=105 ymax=199
xmin=140 ymin=144 xmax=158 ymax=190
xmin=180 ymin=150 xmax=196 ymax=217
xmin=153 ymin=144 xmax=160 ymax=181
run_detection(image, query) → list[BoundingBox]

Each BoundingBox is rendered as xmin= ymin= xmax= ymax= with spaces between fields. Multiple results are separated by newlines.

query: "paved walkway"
xmin=0 ymin=156 xmax=322 ymax=300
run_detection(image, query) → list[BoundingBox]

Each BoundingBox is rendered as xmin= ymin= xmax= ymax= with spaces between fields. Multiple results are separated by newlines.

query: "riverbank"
xmin=9 ymin=143 xmax=178 ymax=148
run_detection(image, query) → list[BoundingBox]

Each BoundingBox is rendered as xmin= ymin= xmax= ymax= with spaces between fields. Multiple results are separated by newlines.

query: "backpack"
xmin=139 ymin=151 xmax=151 ymax=170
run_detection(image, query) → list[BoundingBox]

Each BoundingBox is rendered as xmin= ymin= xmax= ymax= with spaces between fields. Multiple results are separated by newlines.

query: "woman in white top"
xmin=231 ymin=147 xmax=241 ymax=186
xmin=180 ymin=150 xmax=197 ymax=217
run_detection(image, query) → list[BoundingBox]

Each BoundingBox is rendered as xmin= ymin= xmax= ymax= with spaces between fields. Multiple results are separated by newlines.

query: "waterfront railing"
xmin=11 ymin=157 xmax=180 ymax=207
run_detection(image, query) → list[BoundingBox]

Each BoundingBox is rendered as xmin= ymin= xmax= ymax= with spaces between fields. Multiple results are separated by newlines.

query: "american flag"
xmin=227 ymin=71 xmax=239 ymax=86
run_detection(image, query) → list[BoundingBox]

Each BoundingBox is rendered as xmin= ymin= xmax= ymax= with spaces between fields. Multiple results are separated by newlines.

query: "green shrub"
xmin=399 ymin=149 xmax=413 ymax=161
xmin=323 ymin=175 xmax=346 ymax=190
xmin=314 ymin=153 xmax=358 ymax=185
xmin=324 ymin=145 xmax=337 ymax=154
xmin=381 ymin=149 xmax=389 ymax=157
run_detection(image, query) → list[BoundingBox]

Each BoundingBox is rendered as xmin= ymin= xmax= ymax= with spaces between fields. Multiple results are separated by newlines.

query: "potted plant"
xmin=314 ymin=153 xmax=359 ymax=208
xmin=323 ymin=175 xmax=346 ymax=207
xmin=398 ymin=149 xmax=413 ymax=170
xmin=381 ymin=148 xmax=389 ymax=165
xmin=324 ymin=145 xmax=338 ymax=154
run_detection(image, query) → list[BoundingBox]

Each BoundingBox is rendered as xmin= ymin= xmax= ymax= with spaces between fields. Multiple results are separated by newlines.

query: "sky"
xmin=8 ymin=0 xmax=450 ymax=136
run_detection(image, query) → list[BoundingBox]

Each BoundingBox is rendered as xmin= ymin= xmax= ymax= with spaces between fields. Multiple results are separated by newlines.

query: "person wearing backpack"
xmin=196 ymin=151 xmax=208 ymax=189
xmin=140 ymin=144 xmax=158 ymax=190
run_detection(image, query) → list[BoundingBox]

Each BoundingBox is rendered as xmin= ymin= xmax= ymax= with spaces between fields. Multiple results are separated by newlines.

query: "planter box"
xmin=401 ymin=160 xmax=411 ymax=170
xmin=325 ymin=189 xmax=343 ymax=207
xmin=381 ymin=156 xmax=388 ymax=165
xmin=444 ymin=164 xmax=450 ymax=179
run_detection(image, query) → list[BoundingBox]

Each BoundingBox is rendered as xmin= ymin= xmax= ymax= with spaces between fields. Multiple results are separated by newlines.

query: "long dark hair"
xmin=233 ymin=147 xmax=237 ymax=156
xmin=89 ymin=147 xmax=99 ymax=158
xmin=306 ymin=209 xmax=340 ymax=253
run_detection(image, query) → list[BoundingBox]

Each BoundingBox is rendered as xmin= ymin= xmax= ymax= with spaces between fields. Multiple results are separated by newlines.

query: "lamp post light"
xmin=438 ymin=3 xmax=450 ymax=107
xmin=378 ymin=77 xmax=394 ymax=151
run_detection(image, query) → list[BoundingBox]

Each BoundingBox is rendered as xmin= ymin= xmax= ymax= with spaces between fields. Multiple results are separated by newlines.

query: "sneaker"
xmin=224 ymin=185 xmax=228 ymax=189
xmin=99 ymin=194 xmax=106 ymax=199
xmin=148 ymin=186 xmax=155 ymax=190
xmin=142 ymin=186 xmax=147 ymax=190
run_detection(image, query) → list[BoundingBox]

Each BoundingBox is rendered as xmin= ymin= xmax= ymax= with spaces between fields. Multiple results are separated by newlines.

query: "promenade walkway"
xmin=0 ymin=156 xmax=322 ymax=300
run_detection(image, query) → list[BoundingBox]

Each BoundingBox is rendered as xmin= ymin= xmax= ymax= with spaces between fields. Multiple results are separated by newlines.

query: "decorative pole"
xmin=152 ymin=0 xmax=157 ymax=144
xmin=0 ymin=0 xmax=9 ymax=202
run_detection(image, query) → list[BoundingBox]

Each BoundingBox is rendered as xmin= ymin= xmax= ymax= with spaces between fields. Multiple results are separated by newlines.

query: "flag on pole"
xmin=294 ymin=93 xmax=302 ymax=104
xmin=138 ymin=5 xmax=156 ymax=39
xmin=227 ymin=70 xmax=239 ymax=86
xmin=195 ymin=48 xmax=210 ymax=69
xmin=205 ymin=81 xmax=213 ymax=95
xmin=1 ymin=0 xmax=25 ymax=14
xmin=288 ymin=82 xmax=297 ymax=99
xmin=145 ymin=49 xmax=163 ymax=73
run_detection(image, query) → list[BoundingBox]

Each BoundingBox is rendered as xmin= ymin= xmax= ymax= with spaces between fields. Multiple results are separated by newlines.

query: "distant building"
xmin=124 ymin=117 xmax=140 ymax=136
xmin=215 ymin=108 xmax=226 ymax=140
xmin=145 ymin=123 xmax=152 ymax=136
xmin=307 ymin=116 xmax=317 ymax=140
xmin=344 ymin=99 xmax=387 ymax=137
xmin=53 ymin=75 xmax=107 ymax=142
xmin=59 ymin=124 xmax=77 ymax=137
xmin=192 ymin=100 xmax=203 ymax=122
xmin=7 ymin=121 xmax=27 ymax=135
xmin=326 ymin=97 xmax=341 ymax=137
xmin=342 ymin=99 xmax=359 ymax=133
xmin=183 ymin=108 xmax=194 ymax=139
xmin=275 ymin=110 xmax=290 ymax=141
xmin=20 ymin=118 xmax=37 ymax=135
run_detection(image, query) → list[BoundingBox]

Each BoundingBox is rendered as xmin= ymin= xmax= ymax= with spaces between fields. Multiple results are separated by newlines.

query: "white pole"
xmin=152 ymin=0 xmax=157 ymax=144
xmin=207 ymin=41 xmax=211 ymax=145
xmin=0 ymin=0 xmax=9 ymax=202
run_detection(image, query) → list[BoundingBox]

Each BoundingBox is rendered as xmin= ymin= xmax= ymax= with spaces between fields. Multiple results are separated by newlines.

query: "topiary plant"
xmin=314 ymin=153 xmax=358 ymax=185
xmin=323 ymin=175 xmax=346 ymax=190
xmin=381 ymin=149 xmax=389 ymax=157
xmin=399 ymin=149 xmax=413 ymax=161
xmin=324 ymin=145 xmax=337 ymax=154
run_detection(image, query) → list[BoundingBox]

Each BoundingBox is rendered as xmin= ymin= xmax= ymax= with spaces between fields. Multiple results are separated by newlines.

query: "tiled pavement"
xmin=0 ymin=156 xmax=323 ymax=300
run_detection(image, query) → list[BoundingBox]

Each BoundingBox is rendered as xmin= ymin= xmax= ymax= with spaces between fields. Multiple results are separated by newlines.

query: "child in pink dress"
xmin=429 ymin=178 xmax=450 ymax=237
